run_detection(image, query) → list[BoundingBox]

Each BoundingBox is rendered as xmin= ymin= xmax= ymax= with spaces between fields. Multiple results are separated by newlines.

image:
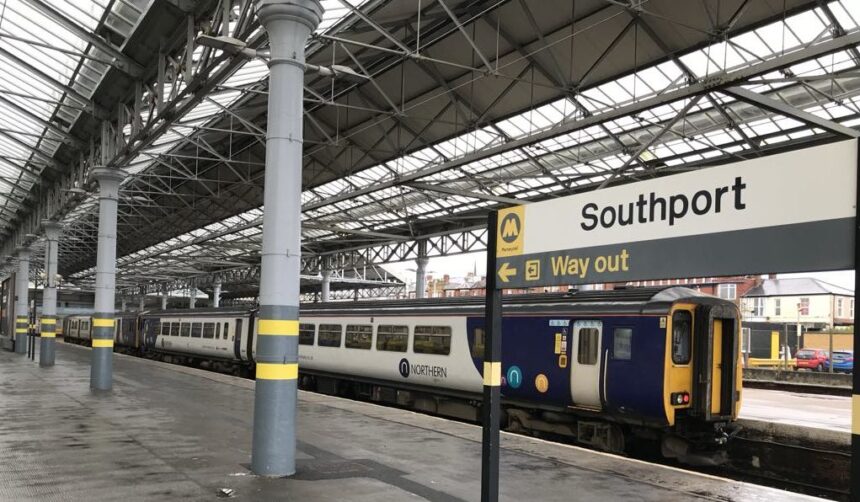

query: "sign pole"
xmin=852 ymin=140 xmax=860 ymax=500
xmin=481 ymin=210 xmax=502 ymax=502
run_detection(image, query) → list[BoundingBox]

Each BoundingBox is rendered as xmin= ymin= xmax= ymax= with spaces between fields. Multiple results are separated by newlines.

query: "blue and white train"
xmin=62 ymin=287 xmax=742 ymax=461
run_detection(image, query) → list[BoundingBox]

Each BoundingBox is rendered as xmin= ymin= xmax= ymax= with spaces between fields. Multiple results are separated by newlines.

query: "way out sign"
xmin=493 ymin=140 xmax=858 ymax=289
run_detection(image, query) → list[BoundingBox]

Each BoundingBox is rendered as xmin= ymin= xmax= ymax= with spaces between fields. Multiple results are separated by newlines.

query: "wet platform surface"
xmin=0 ymin=342 xmax=823 ymax=501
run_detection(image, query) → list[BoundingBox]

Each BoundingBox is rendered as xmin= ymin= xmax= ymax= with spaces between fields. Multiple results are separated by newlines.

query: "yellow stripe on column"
xmin=92 ymin=339 xmax=114 ymax=348
xmin=483 ymin=361 xmax=502 ymax=386
xmin=853 ymin=395 xmax=860 ymax=435
xmin=16 ymin=317 xmax=27 ymax=323
xmin=40 ymin=318 xmax=56 ymax=325
xmin=41 ymin=333 xmax=55 ymax=338
xmin=256 ymin=363 xmax=299 ymax=380
xmin=258 ymin=319 xmax=299 ymax=336
xmin=93 ymin=318 xmax=115 ymax=327
xmin=15 ymin=328 xmax=27 ymax=334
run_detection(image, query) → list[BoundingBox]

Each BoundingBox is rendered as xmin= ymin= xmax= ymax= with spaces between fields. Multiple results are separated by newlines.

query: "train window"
xmin=82 ymin=321 xmax=89 ymax=331
xmin=202 ymin=322 xmax=215 ymax=339
xmin=298 ymin=323 xmax=315 ymax=346
xmin=345 ymin=325 xmax=372 ymax=349
xmin=191 ymin=322 xmax=202 ymax=338
xmin=180 ymin=323 xmax=190 ymax=337
xmin=215 ymin=324 xmax=221 ymax=339
xmin=471 ymin=327 xmax=485 ymax=358
xmin=171 ymin=322 xmax=181 ymax=337
xmin=161 ymin=322 xmax=170 ymax=336
xmin=223 ymin=322 xmax=229 ymax=340
xmin=377 ymin=325 xmax=408 ymax=352
xmin=413 ymin=326 xmax=451 ymax=355
xmin=318 ymin=324 xmax=342 ymax=347
xmin=577 ymin=328 xmax=599 ymax=365
xmin=613 ymin=328 xmax=633 ymax=360
xmin=672 ymin=311 xmax=692 ymax=365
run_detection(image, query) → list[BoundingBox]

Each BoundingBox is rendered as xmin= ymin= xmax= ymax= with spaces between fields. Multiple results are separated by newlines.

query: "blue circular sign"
xmin=506 ymin=365 xmax=522 ymax=389
xmin=398 ymin=358 xmax=410 ymax=378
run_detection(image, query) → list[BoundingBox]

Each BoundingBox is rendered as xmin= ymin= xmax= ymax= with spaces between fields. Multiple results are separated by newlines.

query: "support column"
xmin=415 ymin=256 xmax=429 ymax=299
xmin=14 ymin=247 xmax=30 ymax=354
xmin=40 ymin=221 xmax=61 ymax=367
xmin=138 ymin=293 xmax=145 ymax=312
xmin=189 ymin=284 xmax=196 ymax=309
xmin=91 ymin=168 xmax=124 ymax=391
xmin=320 ymin=269 xmax=331 ymax=302
xmin=161 ymin=288 xmax=168 ymax=310
xmin=120 ymin=297 xmax=127 ymax=312
xmin=213 ymin=277 xmax=222 ymax=308
xmin=252 ymin=0 xmax=323 ymax=477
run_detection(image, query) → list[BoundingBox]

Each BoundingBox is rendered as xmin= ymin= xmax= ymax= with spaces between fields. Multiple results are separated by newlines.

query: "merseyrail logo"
xmin=500 ymin=213 xmax=520 ymax=243
xmin=496 ymin=205 xmax=525 ymax=257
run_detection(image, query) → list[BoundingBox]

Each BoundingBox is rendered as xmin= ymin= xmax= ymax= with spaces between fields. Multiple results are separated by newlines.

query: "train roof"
xmin=69 ymin=287 xmax=731 ymax=319
xmin=299 ymin=287 xmax=721 ymax=317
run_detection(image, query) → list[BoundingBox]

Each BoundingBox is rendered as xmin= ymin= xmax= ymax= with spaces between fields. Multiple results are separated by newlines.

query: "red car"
xmin=795 ymin=348 xmax=830 ymax=372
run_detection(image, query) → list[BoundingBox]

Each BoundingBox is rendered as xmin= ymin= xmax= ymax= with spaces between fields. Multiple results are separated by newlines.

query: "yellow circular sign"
xmin=535 ymin=374 xmax=549 ymax=393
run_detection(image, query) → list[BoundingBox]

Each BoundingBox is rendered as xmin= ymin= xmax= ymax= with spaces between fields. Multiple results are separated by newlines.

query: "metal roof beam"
xmin=22 ymin=0 xmax=145 ymax=77
xmin=723 ymin=86 xmax=860 ymax=138
xmin=407 ymin=182 xmax=523 ymax=205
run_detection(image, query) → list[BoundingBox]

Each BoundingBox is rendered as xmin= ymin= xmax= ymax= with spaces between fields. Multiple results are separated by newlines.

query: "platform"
xmin=740 ymin=387 xmax=850 ymax=432
xmin=0 ymin=343 xmax=823 ymax=502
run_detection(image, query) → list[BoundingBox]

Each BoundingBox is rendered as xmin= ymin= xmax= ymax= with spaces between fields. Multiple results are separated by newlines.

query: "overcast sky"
xmin=382 ymin=251 xmax=855 ymax=291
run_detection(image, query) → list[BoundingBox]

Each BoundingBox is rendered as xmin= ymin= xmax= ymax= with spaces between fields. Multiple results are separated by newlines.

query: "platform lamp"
xmin=196 ymin=34 xmax=370 ymax=83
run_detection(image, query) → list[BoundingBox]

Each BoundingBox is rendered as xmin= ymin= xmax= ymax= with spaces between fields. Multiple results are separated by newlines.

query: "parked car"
xmin=795 ymin=348 xmax=830 ymax=372
xmin=826 ymin=350 xmax=854 ymax=374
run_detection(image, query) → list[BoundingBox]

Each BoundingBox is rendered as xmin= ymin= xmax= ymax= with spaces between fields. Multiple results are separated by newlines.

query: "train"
xmin=62 ymin=286 xmax=742 ymax=463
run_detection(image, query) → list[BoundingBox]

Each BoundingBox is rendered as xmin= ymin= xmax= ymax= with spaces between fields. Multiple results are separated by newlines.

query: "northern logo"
xmin=398 ymin=358 xmax=410 ymax=378
xmin=500 ymin=212 xmax=521 ymax=243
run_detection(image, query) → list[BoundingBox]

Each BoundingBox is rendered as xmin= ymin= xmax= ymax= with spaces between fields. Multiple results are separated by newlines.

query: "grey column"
xmin=189 ymin=284 xmax=196 ymax=309
xmin=415 ymin=256 xmax=429 ymax=299
xmin=14 ymin=247 xmax=30 ymax=354
xmin=91 ymin=168 xmax=124 ymax=391
xmin=120 ymin=297 xmax=127 ymax=312
xmin=161 ymin=288 xmax=168 ymax=310
xmin=138 ymin=293 xmax=145 ymax=312
xmin=213 ymin=277 xmax=222 ymax=308
xmin=320 ymin=269 xmax=331 ymax=302
xmin=40 ymin=221 xmax=62 ymax=367
xmin=252 ymin=0 xmax=322 ymax=477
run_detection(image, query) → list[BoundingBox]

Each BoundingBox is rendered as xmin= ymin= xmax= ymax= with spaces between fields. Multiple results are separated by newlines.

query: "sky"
xmin=382 ymin=251 xmax=855 ymax=291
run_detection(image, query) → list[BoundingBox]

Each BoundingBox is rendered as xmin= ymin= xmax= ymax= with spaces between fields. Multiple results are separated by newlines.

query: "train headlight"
xmin=670 ymin=391 xmax=690 ymax=406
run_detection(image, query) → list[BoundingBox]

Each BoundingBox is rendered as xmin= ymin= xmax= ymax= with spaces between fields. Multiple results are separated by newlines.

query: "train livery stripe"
xmin=257 ymin=319 xmax=299 ymax=336
xmin=93 ymin=318 xmax=115 ymax=328
xmin=256 ymin=363 xmax=299 ymax=380
xmin=483 ymin=361 xmax=501 ymax=386
xmin=853 ymin=395 xmax=860 ymax=435
xmin=92 ymin=339 xmax=114 ymax=348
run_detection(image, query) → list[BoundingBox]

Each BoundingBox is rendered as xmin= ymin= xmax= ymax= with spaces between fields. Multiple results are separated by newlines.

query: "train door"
xmin=570 ymin=320 xmax=603 ymax=409
xmin=234 ymin=318 xmax=244 ymax=360
xmin=693 ymin=304 xmax=739 ymax=420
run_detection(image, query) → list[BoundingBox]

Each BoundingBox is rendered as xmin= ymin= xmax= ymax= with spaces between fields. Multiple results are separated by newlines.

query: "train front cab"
xmin=664 ymin=300 xmax=742 ymax=456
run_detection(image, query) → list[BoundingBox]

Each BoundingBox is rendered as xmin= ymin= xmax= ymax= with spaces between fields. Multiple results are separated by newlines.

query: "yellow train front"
xmin=658 ymin=295 xmax=742 ymax=462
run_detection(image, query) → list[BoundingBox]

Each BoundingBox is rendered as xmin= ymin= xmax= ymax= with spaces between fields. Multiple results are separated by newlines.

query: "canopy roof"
xmin=1 ymin=0 xmax=859 ymax=297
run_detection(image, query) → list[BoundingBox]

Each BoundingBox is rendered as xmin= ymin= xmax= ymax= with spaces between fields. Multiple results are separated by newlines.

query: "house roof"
xmin=743 ymin=278 xmax=854 ymax=297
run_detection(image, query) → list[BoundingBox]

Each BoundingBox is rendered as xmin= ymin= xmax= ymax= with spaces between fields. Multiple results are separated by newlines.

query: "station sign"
xmin=493 ymin=139 xmax=858 ymax=289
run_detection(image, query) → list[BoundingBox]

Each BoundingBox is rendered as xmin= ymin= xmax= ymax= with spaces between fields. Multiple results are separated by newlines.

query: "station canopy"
xmin=0 ymin=0 xmax=859 ymax=298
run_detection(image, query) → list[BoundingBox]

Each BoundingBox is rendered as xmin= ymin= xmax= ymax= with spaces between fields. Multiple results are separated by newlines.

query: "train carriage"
xmin=128 ymin=286 xmax=740 ymax=461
